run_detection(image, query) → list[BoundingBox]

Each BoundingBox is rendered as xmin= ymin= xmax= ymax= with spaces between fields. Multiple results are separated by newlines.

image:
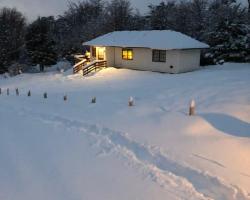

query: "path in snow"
xmin=16 ymin=108 xmax=250 ymax=200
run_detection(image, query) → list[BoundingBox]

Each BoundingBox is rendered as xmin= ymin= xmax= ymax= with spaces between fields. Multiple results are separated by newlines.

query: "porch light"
xmin=85 ymin=51 xmax=90 ymax=59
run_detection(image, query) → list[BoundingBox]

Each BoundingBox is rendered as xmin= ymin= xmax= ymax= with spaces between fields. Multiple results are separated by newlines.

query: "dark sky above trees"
xmin=0 ymin=0 xmax=248 ymax=20
xmin=0 ymin=0 xmax=160 ymax=20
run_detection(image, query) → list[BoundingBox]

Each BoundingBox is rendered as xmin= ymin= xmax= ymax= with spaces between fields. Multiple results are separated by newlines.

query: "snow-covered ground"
xmin=0 ymin=63 xmax=250 ymax=200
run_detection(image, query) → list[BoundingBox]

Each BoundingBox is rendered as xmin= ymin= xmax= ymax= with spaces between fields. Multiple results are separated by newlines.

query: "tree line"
xmin=0 ymin=0 xmax=250 ymax=73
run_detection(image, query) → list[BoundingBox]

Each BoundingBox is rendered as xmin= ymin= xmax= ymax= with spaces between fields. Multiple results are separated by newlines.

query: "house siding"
xmin=90 ymin=46 xmax=201 ymax=74
xmin=177 ymin=49 xmax=201 ymax=73
xmin=106 ymin=47 xmax=115 ymax=66
xmin=113 ymin=47 xmax=181 ymax=73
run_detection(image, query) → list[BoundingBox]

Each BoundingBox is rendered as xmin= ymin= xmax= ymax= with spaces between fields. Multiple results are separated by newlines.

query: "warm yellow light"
xmin=122 ymin=49 xmax=133 ymax=60
xmin=128 ymin=51 xmax=133 ymax=60
xmin=96 ymin=47 xmax=105 ymax=60
xmin=85 ymin=51 xmax=90 ymax=58
xmin=123 ymin=50 xmax=128 ymax=59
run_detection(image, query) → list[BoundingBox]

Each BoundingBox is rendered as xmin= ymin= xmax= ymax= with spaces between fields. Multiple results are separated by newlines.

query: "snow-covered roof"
xmin=83 ymin=30 xmax=209 ymax=50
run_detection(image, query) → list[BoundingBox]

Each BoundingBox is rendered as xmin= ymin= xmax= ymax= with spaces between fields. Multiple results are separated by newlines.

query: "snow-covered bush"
xmin=8 ymin=63 xmax=29 ymax=76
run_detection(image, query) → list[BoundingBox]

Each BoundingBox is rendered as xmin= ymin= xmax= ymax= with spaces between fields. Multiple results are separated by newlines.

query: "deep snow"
xmin=0 ymin=63 xmax=250 ymax=200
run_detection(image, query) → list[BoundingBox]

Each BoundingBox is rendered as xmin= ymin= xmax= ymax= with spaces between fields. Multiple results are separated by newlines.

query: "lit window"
xmin=152 ymin=50 xmax=166 ymax=62
xmin=122 ymin=49 xmax=133 ymax=60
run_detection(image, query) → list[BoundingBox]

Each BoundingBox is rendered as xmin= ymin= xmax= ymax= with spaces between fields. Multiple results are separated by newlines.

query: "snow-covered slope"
xmin=0 ymin=63 xmax=250 ymax=200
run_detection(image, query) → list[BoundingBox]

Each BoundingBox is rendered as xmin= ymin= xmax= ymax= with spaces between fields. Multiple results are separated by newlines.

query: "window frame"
xmin=152 ymin=49 xmax=166 ymax=63
xmin=122 ymin=48 xmax=133 ymax=60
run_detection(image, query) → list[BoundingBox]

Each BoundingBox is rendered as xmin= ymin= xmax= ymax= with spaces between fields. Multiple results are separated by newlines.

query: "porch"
xmin=73 ymin=46 xmax=107 ymax=76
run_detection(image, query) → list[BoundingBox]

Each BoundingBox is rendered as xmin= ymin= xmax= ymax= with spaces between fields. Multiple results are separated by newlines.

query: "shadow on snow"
xmin=201 ymin=113 xmax=250 ymax=138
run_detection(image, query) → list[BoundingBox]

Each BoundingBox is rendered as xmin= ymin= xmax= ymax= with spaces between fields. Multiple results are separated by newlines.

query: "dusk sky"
xmin=0 ymin=0 xmax=162 ymax=20
xmin=0 ymin=0 xmax=248 ymax=21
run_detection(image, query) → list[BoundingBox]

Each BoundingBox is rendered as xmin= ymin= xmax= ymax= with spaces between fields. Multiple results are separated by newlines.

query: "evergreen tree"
xmin=26 ymin=17 xmax=57 ymax=72
xmin=205 ymin=22 xmax=250 ymax=63
xmin=0 ymin=8 xmax=26 ymax=74
xmin=203 ymin=0 xmax=250 ymax=63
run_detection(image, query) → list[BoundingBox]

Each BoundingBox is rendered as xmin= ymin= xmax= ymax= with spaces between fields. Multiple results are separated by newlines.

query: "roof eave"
xmin=83 ymin=43 xmax=210 ymax=50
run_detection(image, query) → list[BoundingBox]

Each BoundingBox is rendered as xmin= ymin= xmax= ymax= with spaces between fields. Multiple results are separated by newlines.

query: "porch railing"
xmin=82 ymin=60 xmax=107 ymax=76
xmin=73 ymin=59 xmax=87 ymax=74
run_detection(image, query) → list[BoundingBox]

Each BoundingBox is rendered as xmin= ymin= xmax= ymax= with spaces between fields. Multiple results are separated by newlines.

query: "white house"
xmin=83 ymin=30 xmax=209 ymax=74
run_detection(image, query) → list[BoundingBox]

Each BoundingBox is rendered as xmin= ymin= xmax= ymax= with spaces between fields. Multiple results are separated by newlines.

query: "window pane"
xmin=153 ymin=50 xmax=166 ymax=62
xmin=122 ymin=49 xmax=133 ymax=60
xmin=128 ymin=50 xmax=133 ymax=60
xmin=160 ymin=51 xmax=166 ymax=62
xmin=154 ymin=52 xmax=158 ymax=59
xmin=152 ymin=50 xmax=160 ymax=62
xmin=122 ymin=50 xmax=127 ymax=59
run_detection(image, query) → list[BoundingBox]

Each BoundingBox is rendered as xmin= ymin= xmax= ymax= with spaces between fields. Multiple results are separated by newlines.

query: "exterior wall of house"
xmin=177 ymin=49 xmax=201 ymax=73
xmin=90 ymin=46 xmax=201 ymax=74
xmin=106 ymin=47 xmax=115 ymax=67
xmin=113 ymin=47 xmax=181 ymax=73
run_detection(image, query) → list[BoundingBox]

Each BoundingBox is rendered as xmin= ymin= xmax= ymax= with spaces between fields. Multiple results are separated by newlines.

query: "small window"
xmin=152 ymin=50 xmax=166 ymax=62
xmin=122 ymin=49 xmax=133 ymax=60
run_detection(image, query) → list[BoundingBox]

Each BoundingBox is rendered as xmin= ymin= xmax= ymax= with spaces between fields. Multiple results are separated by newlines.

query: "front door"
xmin=97 ymin=47 xmax=105 ymax=60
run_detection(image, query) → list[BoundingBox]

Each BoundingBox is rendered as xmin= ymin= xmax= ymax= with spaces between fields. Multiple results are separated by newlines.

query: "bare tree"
xmin=105 ymin=0 xmax=134 ymax=31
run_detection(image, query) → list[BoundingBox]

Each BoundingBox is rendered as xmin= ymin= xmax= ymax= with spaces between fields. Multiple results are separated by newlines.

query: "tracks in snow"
xmin=18 ymin=109 xmax=250 ymax=200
